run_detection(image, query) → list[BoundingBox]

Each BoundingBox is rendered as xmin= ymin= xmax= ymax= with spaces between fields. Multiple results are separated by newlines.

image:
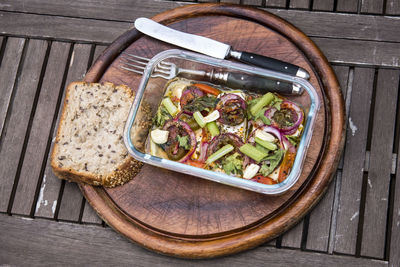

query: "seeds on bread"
xmin=51 ymin=81 xmax=142 ymax=187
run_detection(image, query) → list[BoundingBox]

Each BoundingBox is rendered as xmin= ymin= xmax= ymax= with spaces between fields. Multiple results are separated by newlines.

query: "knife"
xmin=134 ymin=17 xmax=310 ymax=79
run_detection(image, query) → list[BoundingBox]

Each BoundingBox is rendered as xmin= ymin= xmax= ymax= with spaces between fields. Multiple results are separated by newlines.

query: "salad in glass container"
xmin=147 ymin=78 xmax=304 ymax=185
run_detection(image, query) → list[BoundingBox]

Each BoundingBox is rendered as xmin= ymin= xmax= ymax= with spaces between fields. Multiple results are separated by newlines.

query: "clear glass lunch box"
xmin=123 ymin=49 xmax=320 ymax=195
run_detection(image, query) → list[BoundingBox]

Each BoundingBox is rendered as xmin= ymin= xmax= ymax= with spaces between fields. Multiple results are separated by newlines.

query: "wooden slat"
xmin=220 ymin=0 xmax=241 ymax=3
xmin=198 ymin=0 xmax=219 ymax=3
xmin=360 ymin=0 xmax=384 ymax=14
xmin=307 ymin=65 xmax=352 ymax=251
xmin=332 ymin=65 xmax=350 ymax=101
xmin=0 ymin=214 xmax=388 ymax=267
xmin=289 ymin=0 xmax=310 ymax=9
xmin=81 ymin=200 xmax=102 ymax=224
xmin=312 ymin=38 xmax=400 ymax=68
xmin=331 ymin=65 xmax=350 ymax=169
xmin=0 ymin=39 xmax=47 ymax=212
xmin=0 ymin=38 xmax=25 ymax=141
xmin=390 ymin=147 xmax=400 ymax=267
xmin=386 ymin=0 xmax=400 ymax=15
xmin=312 ymin=0 xmax=334 ymax=11
xmin=306 ymin=178 xmax=335 ymax=251
xmin=336 ymin=0 xmax=359 ymax=12
xmin=242 ymin=0 xmax=262 ymax=5
xmin=0 ymin=11 xmax=131 ymax=44
xmin=334 ymin=68 xmax=375 ymax=255
xmin=35 ymin=44 xmax=91 ymax=219
xmin=11 ymin=42 xmax=71 ymax=216
xmin=80 ymin=45 xmax=106 ymax=225
xmin=0 ymin=0 xmax=180 ymax=22
xmin=281 ymin=220 xmax=304 ymax=248
xmin=361 ymin=69 xmax=399 ymax=258
xmin=53 ymin=44 xmax=93 ymax=222
xmin=2 ymin=1 xmax=400 ymax=43
xmin=265 ymin=0 xmax=286 ymax=8
xmin=267 ymin=10 xmax=400 ymax=43
xmin=1 ymin=22 xmax=399 ymax=68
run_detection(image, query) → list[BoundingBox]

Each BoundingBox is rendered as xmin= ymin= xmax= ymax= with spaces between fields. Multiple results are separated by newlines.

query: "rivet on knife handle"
xmin=230 ymin=51 xmax=310 ymax=80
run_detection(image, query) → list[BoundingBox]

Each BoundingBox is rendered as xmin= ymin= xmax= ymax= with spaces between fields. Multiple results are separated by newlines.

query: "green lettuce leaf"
xmin=222 ymin=152 xmax=243 ymax=175
xmin=259 ymin=149 xmax=284 ymax=176
xmin=177 ymin=135 xmax=190 ymax=150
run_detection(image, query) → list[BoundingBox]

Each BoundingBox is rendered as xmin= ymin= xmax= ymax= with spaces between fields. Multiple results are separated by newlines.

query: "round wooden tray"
xmin=81 ymin=3 xmax=345 ymax=258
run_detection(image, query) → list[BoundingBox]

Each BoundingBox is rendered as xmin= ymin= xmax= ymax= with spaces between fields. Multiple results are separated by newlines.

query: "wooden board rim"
xmin=81 ymin=3 xmax=345 ymax=258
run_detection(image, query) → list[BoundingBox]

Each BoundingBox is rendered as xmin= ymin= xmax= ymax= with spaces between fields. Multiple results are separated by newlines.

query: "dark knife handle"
xmin=223 ymin=72 xmax=302 ymax=95
xmin=232 ymin=51 xmax=310 ymax=79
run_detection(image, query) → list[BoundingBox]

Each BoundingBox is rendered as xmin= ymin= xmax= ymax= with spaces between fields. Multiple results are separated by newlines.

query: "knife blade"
xmin=134 ymin=17 xmax=310 ymax=79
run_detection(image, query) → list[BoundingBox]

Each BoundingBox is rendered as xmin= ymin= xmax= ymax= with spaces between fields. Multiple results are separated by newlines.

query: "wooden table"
xmin=0 ymin=0 xmax=399 ymax=266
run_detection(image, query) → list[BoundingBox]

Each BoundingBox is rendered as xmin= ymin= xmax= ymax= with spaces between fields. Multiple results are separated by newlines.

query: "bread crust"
xmin=50 ymin=81 xmax=142 ymax=187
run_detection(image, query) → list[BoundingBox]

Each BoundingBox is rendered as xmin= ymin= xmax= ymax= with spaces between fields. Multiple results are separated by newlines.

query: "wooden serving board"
xmin=81 ymin=4 xmax=345 ymax=258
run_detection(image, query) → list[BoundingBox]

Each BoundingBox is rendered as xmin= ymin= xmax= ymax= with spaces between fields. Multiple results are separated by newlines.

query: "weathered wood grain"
xmin=336 ymin=0 xmax=359 ymax=12
xmin=0 ymin=38 xmax=25 ymax=142
xmin=198 ymin=0 xmax=219 ymax=3
xmin=390 ymin=147 xmax=400 ymax=267
xmin=220 ymin=0 xmax=241 ymax=3
xmin=35 ymin=44 xmax=91 ymax=219
xmin=11 ymin=41 xmax=71 ymax=216
xmin=55 ymin=44 xmax=93 ymax=222
xmin=1 ymin=11 xmax=400 ymax=68
xmin=0 ymin=39 xmax=47 ymax=212
xmin=265 ymin=0 xmax=286 ymax=7
xmin=81 ymin=200 xmax=102 ymax=224
xmin=312 ymin=38 xmax=400 ymax=68
xmin=332 ymin=65 xmax=350 ymax=102
xmin=360 ymin=0 xmax=384 ymax=14
xmin=331 ymin=65 xmax=349 ymax=169
xmin=3 ymin=6 xmax=400 ymax=44
xmin=267 ymin=10 xmax=400 ymax=43
xmin=386 ymin=0 xmax=400 ymax=15
xmin=304 ymin=66 xmax=349 ymax=252
xmin=242 ymin=0 xmax=263 ymax=5
xmin=0 ymin=11 xmax=132 ymax=44
xmin=312 ymin=0 xmax=334 ymax=11
xmin=361 ymin=69 xmax=399 ymax=258
xmin=306 ymin=67 xmax=349 ymax=251
xmin=334 ymin=68 xmax=375 ymax=255
xmin=0 ymin=214 xmax=388 ymax=267
xmin=281 ymin=219 xmax=304 ymax=248
xmin=306 ymin=178 xmax=335 ymax=251
xmin=0 ymin=0 xmax=180 ymax=21
xmin=289 ymin=0 xmax=310 ymax=9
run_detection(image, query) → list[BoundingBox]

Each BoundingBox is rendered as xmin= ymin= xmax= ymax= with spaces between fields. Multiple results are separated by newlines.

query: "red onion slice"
xmin=163 ymin=119 xmax=197 ymax=163
xmin=248 ymin=125 xmax=286 ymax=151
xmin=264 ymin=100 xmax=303 ymax=134
xmin=180 ymin=86 xmax=204 ymax=108
xmin=198 ymin=142 xmax=209 ymax=163
xmin=218 ymin=93 xmax=246 ymax=109
xmin=282 ymin=136 xmax=296 ymax=153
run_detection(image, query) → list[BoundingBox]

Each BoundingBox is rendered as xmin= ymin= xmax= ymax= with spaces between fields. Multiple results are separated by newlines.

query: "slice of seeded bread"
xmin=51 ymin=82 xmax=142 ymax=187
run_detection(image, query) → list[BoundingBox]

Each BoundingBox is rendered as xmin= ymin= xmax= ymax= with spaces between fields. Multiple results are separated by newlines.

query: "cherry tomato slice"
xmin=251 ymin=175 xmax=277 ymax=185
xmin=193 ymin=83 xmax=221 ymax=96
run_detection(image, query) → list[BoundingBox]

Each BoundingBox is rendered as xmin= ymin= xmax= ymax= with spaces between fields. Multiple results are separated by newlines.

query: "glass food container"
xmin=123 ymin=49 xmax=320 ymax=195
